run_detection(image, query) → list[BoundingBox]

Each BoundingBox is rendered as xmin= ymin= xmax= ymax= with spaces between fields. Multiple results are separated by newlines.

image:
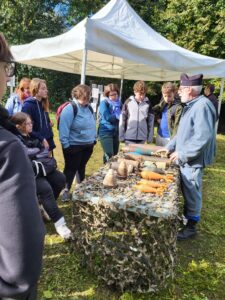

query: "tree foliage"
xmin=0 ymin=0 xmax=224 ymax=106
xmin=0 ymin=0 xmax=64 ymax=44
xmin=158 ymin=0 xmax=225 ymax=59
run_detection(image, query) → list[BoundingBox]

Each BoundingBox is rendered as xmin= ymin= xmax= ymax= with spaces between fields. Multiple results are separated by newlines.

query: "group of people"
xmin=0 ymin=31 xmax=219 ymax=299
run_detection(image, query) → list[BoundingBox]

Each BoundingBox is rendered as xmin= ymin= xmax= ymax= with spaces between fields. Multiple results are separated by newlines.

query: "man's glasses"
xmin=4 ymin=62 xmax=16 ymax=77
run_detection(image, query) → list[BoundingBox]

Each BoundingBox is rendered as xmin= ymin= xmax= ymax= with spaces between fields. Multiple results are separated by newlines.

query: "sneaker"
xmin=56 ymin=223 xmax=72 ymax=239
xmin=61 ymin=188 xmax=70 ymax=202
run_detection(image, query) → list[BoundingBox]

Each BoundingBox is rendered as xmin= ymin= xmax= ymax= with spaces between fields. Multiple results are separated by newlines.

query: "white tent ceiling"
xmin=11 ymin=0 xmax=225 ymax=81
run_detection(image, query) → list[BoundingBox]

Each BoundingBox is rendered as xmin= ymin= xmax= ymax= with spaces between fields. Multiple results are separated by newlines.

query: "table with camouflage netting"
xmin=72 ymin=162 xmax=181 ymax=293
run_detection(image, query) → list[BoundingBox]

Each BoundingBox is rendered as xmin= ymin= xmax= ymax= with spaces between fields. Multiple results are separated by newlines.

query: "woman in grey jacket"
xmin=119 ymin=81 xmax=154 ymax=144
xmin=0 ymin=33 xmax=45 ymax=300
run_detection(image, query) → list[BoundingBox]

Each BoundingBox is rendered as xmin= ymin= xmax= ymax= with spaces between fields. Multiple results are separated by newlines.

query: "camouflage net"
xmin=72 ymin=158 xmax=181 ymax=293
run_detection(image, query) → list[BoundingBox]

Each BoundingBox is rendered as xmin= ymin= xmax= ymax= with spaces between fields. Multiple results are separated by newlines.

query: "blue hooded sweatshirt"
xmin=22 ymin=97 xmax=55 ymax=150
xmin=59 ymin=99 xmax=96 ymax=149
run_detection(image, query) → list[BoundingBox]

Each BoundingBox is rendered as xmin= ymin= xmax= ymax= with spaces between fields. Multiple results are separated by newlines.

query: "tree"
xmin=155 ymin=0 xmax=225 ymax=59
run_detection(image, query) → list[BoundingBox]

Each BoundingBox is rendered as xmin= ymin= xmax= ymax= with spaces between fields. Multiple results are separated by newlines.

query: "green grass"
xmin=38 ymin=116 xmax=225 ymax=299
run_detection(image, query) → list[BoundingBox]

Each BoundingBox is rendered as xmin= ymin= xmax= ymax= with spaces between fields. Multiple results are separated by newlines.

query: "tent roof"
xmin=11 ymin=0 xmax=225 ymax=81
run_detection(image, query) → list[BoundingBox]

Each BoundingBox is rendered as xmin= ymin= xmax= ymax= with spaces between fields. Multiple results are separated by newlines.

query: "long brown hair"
xmin=30 ymin=78 xmax=49 ymax=112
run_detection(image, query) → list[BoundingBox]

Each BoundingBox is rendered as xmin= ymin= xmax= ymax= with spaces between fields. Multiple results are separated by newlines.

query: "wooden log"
xmin=121 ymin=143 xmax=163 ymax=154
xmin=125 ymin=153 xmax=171 ymax=165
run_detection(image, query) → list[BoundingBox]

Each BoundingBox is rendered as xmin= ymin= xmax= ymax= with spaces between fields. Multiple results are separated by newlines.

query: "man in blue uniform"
xmin=159 ymin=73 xmax=216 ymax=240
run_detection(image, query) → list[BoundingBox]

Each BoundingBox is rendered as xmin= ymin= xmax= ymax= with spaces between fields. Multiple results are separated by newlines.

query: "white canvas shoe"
xmin=55 ymin=217 xmax=72 ymax=239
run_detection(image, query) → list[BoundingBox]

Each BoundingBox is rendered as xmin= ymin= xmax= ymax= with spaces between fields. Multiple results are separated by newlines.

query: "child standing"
xmin=119 ymin=81 xmax=154 ymax=144
xmin=153 ymin=82 xmax=183 ymax=146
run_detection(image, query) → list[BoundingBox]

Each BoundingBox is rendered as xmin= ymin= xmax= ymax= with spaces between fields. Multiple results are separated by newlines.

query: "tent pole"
xmin=216 ymin=78 xmax=225 ymax=133
xmin=120 ymin=75 xmax=124 ymax=99
xmin=81 ymin=49 xmax=87 ymax=84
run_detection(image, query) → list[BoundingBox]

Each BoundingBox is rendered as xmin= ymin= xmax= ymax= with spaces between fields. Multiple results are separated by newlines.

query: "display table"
xmin=72 ymin=156 xmax=181 ymax=293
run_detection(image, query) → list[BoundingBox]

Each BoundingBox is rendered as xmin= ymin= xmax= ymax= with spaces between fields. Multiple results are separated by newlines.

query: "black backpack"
xmin=56 ymin=101 xmax=94 ymax=129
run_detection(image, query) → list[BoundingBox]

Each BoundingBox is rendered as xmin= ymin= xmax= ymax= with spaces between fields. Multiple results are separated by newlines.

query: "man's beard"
xmin=181 ymin=95 xmax=190 ymax=103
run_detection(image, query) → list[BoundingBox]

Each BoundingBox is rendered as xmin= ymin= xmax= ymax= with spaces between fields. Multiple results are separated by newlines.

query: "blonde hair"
xmin=71 ymin=84 xmax=91 ymax=101
xmin=0 ymin=32 xmax=13 ymax=62
xmin=133 ymin=81 xmax=147 ymax=94
xmin=104 ymin=83 xmax=119 ymax=97
xmin=30 ymin=78 xmax=49 ymax=112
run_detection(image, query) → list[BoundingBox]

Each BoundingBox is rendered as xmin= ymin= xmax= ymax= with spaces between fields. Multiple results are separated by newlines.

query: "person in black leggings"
xmin=11 ymin=112 xmax=71 ymax=239
xmin=59 ymin=84 xmax=96 ymax=201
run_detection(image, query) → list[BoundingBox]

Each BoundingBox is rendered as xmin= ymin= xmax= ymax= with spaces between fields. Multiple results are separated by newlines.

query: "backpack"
xmin=56 ymin=101 xmax=94 ymax=129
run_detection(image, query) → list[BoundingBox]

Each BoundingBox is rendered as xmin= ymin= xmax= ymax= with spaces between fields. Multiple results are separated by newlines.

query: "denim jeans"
xmin=180 ymin=166 xmax=203 ymax=221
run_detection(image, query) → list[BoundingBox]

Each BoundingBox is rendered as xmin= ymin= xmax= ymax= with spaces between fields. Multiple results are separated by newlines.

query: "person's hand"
xmin=169 ymin=151 xmax=178 ymax=162
xmin=49 ymin=121 xmax=54 ymax=127
xmin=157 ymin=118 xmax=161 ymax=124
xmin=42 ymin=139 xmax=49 ymax=150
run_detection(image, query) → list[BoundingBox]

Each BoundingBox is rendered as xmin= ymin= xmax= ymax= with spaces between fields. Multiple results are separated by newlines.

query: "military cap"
xmin=180 ymin=73 xmax=203 ymax=86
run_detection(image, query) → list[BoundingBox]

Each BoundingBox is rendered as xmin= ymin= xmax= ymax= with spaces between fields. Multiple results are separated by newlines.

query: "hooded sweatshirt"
xmin=59 ymin=99 xmax=96 ymax=149
xmin=119 ymin=96 xmax=154 ymax=142
xmin=22 ymin=97 xmax=55 ymax=150
xmin=0 ymin=106 xmax=45 ymax=298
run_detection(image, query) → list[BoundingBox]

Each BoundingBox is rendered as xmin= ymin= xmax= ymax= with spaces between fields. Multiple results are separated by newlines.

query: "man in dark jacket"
xmin=0 ymin=33 xmax=45 ymax=300
xmin=204 ymin=84 xmax=219 ymax=119
xmin=153 ymin=82 xmax=183 ymax=146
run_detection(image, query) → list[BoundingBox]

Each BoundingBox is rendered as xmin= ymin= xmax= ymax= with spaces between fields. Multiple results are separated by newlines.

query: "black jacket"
xmin=0 ymin=106 xmax=45 ymax=298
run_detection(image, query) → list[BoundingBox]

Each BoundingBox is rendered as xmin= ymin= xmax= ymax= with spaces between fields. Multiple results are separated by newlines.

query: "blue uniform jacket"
xmin=166 ymin=95 xmax=216 ymax=168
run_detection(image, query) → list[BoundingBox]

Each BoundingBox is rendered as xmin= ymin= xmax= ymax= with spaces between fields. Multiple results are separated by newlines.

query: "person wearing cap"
xmin=157 ymin=73 xmax=217 ymax=240
xmin=204 ymin=84 xmax=219 ymax=119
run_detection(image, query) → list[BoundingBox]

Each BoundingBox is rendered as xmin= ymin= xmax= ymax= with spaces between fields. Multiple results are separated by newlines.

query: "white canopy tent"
xmin=11 ymin=0 xmax=224 ymax=120
xmin=11 ymin=0 xmax=225 ymax=83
